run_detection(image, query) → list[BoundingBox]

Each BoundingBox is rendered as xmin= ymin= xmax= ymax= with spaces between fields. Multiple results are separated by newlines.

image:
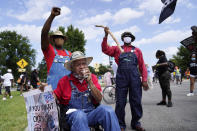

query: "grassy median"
xmin=0 ymin=91 xmax=27 ymax=131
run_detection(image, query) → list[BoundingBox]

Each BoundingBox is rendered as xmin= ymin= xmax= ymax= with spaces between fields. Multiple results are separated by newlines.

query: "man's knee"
xmin=73 ymin=110 xmax=87 ymax=122
xmin=97 ymin=105 xmax=115 ymax=115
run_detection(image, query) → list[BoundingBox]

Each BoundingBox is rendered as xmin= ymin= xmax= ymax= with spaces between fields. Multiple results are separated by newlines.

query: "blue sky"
xmin=0 ymin=0 xmax=197 ymax=67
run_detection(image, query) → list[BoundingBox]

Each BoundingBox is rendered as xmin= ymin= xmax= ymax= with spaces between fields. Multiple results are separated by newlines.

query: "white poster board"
xmin=23 ymin=85 xmax=59 ymax=131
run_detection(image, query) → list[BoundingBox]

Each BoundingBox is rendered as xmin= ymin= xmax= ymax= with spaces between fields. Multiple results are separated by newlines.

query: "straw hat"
xmin=50 ymin=30 xmax=66 ymax=40
xmin=64 ymin=51 xmax=93 ymax=71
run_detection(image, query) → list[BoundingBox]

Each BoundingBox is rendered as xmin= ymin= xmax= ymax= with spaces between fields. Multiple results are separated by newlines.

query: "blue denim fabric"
xmin=66 ymin=81 xmax=120 ymax=131
xmin=115 ymin=48 xmax=143 ymax=129
xmin=47 ymin=48 xmax=71 ymax=90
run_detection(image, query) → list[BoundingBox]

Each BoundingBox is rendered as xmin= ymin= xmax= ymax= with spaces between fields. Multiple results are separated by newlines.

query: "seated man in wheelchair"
xmin=42 ymin=51 xmax=121 ymax=131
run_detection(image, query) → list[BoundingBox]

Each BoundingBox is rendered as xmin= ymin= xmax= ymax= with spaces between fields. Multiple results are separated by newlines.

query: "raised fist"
xmin=51 ymin=7 xmax=61 ymax=17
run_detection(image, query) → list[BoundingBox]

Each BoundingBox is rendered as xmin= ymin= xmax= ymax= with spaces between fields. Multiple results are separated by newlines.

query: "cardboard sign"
xmin=23 ymin=85 xmax=59 ymax=131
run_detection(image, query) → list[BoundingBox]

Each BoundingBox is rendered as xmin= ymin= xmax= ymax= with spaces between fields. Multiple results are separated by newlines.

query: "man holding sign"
xmin=101 ymin=27 xmax=148 ymax=131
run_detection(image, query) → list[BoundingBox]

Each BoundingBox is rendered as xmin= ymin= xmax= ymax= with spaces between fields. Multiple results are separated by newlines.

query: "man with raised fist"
xmin=41 ymin=7 xmax=71 ymax=90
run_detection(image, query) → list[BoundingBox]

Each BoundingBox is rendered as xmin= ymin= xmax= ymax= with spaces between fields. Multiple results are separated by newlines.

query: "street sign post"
xmin=17 ymin=59 xmax=28 ymax=69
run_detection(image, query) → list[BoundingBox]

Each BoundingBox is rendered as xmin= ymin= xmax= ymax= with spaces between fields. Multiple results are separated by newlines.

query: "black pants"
xmin=159 ymin=71 xmax=172 ymax=101
xmin=5 ymin=86 xmax=11 ymax=94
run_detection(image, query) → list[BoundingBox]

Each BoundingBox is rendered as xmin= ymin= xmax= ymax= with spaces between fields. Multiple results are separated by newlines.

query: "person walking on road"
xmin=187 ymin=53 xmax=197 ymax=96
xmin=175 ymin=66 xmax=181 ymax=85
xmin=41 ymin=7 xmax=71 ymax=90
xmin=153 ymin=50 xmax=173 ymax=107
xmin=20 ymin=72 xmax=28 ymax=96
xmin=31 ymin=69 xmax=40 ymax=89
xmin=1 ymin=69 xmax=14 ymax=100
xmin=101 ymin=27 xmax=148 ymax=131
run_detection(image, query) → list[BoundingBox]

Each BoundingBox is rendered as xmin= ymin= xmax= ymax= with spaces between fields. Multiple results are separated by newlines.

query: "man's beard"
xmin=55 ymin=44 xmax=63 ymax=50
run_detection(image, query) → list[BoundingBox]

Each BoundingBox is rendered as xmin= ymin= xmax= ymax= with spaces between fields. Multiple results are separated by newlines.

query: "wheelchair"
xmin=57 ymin=103 xmax=103 ymax=131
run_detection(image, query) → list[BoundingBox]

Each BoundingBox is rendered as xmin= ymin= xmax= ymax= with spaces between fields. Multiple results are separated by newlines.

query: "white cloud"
xmin=78 ymin=12 xmax=112 ymax=26
xmin=178 ymin=0 xmax=196 ymax=9
xmin=7 ymin=0 xmax=62 ymax=22
xmin=78 ymin=8 xmax=144 ymax=26
xmin=78 ymin=26 xmax=103 ymax=40
xmin=139 ymin=0 xmax=162 ymax=13
xmin=149 ymin=16 xmax=158 ymax=25
xmin=43 ymin=6 xmax=71 ymax=25
xmin=164 ymin=17 xmax=181 ymax=24
xmin=113 ymin=8 xmax=144 ymax=24
xmin=149 ymin=16 xmax=181 ymax=25
xmin=0 ymin=24 xmax=42 ymax=44
xmin=135 ymin=29 xmax=191 ymax=46
xmin=164 ymin=46 xmax=178 ymax=56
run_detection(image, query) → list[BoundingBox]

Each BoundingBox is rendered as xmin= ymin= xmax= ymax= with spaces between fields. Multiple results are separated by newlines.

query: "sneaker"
xmin=10 ymin=96 xmax=13 ymax=99
xmin=187 ymin=93 xmax=194 ymax=96
xmin=167 ymin=101 xmax=173 ymax=107
xmin=157 ymin=101 xmax=166 ymax=105
xmin=2 ymin=97 xmax=6 ymax=101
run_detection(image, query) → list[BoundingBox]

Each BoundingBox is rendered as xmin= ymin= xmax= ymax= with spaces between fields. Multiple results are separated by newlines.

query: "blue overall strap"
xmin=53 ymin=46 xmax=58 ymax=55
xmin=131 ymin=46 xmax=135 ymax=53
xmin=64 ymin=50 xmax=70 ymax=56
xmin=67 ymin=75 xmax=76 ymax=90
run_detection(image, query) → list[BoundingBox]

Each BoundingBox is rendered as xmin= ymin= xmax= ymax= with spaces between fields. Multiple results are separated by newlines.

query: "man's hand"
xmin=142 ymin=81 xmax=149 ymax=91
xmin=83 ymin=67 xmax=92 ymax=82
xmin=39 ymin=83 xmax=48 ymax=92
xmin=51 ymin=7 xmax=61 ymax=17
xmin=104 ymin=27 xmax=109 ymax=37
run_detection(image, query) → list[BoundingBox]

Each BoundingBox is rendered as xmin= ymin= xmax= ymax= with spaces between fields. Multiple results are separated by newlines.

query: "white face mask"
xmin=123 ymin=37 xmax=132 ymax=44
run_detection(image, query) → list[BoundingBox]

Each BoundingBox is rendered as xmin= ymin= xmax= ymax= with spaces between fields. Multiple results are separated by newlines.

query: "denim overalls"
xmin=115 ymin=47 xmax=142 ymax=129
xmin=66 ymin=79 xmax=121 ymax=131
xmin=47 ymin=47 xmax=71 ymax=90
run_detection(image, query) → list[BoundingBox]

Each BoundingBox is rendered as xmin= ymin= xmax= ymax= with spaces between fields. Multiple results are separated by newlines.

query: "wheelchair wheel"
xmin=103 ymin=85 xmax=116 ymax=104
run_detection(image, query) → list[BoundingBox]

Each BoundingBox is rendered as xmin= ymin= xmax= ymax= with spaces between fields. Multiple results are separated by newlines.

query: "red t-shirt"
xmin=54 ymin=74 xmax=102 ymax=106
xmin=42 ymin=44 xmax=71 ymax=73
xmin=102 ymin=37 xmax=147 ymax=82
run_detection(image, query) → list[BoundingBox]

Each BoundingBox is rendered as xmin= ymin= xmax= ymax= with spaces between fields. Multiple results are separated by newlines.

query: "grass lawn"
xmin=0 ymin=90 xmax=27 ymax=131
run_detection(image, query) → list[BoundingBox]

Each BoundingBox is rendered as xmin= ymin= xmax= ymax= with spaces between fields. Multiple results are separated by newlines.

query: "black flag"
xmin=159 ymin=0 xmax=177 ymax=24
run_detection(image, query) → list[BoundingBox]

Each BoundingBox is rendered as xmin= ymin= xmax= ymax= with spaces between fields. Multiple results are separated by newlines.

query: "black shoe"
xmin=157 ymin=101 xmax=166 ymax=105
xmin=167 ymin=101 xmax=173 ymax=107
xmin=132 ymin=126 xmax=145 ymax=131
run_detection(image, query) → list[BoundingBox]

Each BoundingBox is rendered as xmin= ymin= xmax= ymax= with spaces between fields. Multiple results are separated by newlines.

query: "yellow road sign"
xmin=17 ymin=59 xmax=28 ymax=69
xmin=18 ymin=68 xmax=26 ymax=72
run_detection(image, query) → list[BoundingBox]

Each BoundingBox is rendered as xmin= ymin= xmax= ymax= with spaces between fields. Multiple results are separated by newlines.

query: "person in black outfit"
xmin=187 ymin=53 xmax=197 ymax=96
xmin=31 ymin=69 xmax=40 ymax=89
xmin=153 ymin=50 xmax=173 ymax=107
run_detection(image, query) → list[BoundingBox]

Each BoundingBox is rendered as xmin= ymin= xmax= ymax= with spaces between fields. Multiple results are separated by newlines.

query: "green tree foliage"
xmin=37 ymin=58 xmax=47 ymax=82
xmin=170 ymin=46 xmax=191 ymax=74
xmin=0 ymin=31 xmax=36 ymax=79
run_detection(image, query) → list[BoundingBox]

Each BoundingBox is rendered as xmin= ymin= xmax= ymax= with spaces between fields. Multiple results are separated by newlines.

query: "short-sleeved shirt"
xmin=1 ymin=73 xmax=13 ymax=87
xmin=156 ymin=55 xmax=168 ymax=76
xmin=54 ymin=74 xmax=102 ymax=106
xmin=42 ymin=44 xmax=71 ymax=73
xmin=189 ymin=61 xmax=197 ymax=75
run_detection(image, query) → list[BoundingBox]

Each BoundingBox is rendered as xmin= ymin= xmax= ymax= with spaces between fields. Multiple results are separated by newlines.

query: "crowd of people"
xmin=1 ymin=7 xmax=197 ymax=131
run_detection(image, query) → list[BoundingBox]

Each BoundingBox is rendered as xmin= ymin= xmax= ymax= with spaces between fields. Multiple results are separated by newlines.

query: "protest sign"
xmin=23 ymin=85 xmax=59 ymax=131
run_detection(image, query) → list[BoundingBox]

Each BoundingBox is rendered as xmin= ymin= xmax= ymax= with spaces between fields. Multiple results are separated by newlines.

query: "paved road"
xmin=103 ymin=80 xmax=197 ymax=131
